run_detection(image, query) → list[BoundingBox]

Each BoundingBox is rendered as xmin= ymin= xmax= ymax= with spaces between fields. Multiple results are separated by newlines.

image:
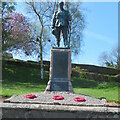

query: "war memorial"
xmin=1 ymin=1 xmax=119 ymax=119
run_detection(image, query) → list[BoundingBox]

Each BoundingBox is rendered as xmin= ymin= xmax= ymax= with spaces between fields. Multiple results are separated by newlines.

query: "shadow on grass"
xmin=2 ymin=64 xmax=49 ymax=83
xmin=71 ymin=76 xmax=120 ymax=89
xmin=71 ymin=76 xmax=98 ymax=88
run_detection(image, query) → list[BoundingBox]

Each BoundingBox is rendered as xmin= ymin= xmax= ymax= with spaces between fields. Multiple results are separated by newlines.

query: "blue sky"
xmin=14 ymin=2 xmax=118 ymax=66
xmin=74 ymin=2 xmax=118 ymax=65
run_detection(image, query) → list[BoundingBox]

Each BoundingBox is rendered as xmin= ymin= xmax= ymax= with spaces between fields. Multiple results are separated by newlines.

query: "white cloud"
xmin=84 ymin=30 xmax=117 ymax=44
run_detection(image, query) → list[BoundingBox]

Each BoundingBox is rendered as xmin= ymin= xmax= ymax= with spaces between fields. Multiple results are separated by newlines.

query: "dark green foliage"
xmin=2 ymin=2 xmax=15 ymax=52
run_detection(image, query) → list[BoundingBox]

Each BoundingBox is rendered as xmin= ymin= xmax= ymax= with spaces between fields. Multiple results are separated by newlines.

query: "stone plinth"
xmin=45 ymin=48 xmax=74 ymax=93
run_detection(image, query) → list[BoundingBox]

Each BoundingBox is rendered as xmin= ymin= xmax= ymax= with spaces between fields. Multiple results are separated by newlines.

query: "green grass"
xmin=1 ymin=63 xmax=120 ymax=103
xmin=2 ymin=64 xmax=48 ymax=96
xmin=72 ymin=77 xmax=119 ymax=103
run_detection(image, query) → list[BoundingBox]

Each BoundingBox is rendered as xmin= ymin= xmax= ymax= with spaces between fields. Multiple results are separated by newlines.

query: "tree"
xmin=1 ymin=2 xmax=15 ymax=52
xmin=98 ymin=46 xmax=120 ymax=69
xmin=25 ymin=1 xmax=57 ymax=80
xmin=2 ymin=2 xmax=33 ymax=55
xmin=65 ymin=2 xmax=85 ymax=55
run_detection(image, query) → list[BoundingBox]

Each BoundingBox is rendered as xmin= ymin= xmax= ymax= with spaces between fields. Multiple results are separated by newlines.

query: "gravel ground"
xmin=4 ymin=92 xmax=107 ymax=107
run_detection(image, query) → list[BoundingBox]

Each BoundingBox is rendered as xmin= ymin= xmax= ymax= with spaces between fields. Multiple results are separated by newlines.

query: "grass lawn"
xmin=2 ymin=63 xmax=120 ymax=103
xmin=2 ymin=64 xmax=48 ymax=96
xmin=72 ymin=77 xmax=119 ymax=103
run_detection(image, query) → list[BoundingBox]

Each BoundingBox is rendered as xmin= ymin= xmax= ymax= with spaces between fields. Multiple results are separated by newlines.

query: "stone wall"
xmin=1 ymin=103 xmax=119 ymax=119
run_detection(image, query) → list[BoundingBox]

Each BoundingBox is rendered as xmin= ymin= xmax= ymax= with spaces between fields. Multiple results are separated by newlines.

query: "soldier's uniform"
xmin=51 ymin=6 xmax=71 ymax=47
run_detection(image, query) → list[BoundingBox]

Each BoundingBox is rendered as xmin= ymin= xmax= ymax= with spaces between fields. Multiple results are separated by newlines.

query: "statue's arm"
xmin=69 ymin=14 xmax=72 ymax=27
xmin=66 ymin=10 xmax=71 ymax=21
xmin=68 ymin=12 xmax=72 ymax=23
xmin=51 ymin=11 xmax=57 ymax=29
xmin=67 ymin=12 xmax=72 ymax=29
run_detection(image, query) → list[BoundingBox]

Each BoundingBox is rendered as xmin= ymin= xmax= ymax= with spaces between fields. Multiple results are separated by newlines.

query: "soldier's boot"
xmin=64 ymin=39 xmax=68 ymax=48
xmin=57 ymin=40 xmax=60 ymax=47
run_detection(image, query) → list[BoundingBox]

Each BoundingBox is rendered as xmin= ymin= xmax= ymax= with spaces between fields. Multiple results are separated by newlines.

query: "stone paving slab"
xmin=4 ymin=92 xmax=107 ymax=106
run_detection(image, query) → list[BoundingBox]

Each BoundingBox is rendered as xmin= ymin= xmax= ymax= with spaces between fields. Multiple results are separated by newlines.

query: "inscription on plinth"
xmin=50 ymin=81 xmax=68 ymax=91
xmin=52 ymin=52 xmax=68 ymax=80
xmin=45 ymin=48 xmax=74 ymax=92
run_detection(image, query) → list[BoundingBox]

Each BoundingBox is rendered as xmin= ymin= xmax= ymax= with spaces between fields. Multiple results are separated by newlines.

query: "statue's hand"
xmin=52 ymin=29 xmax=54 ymax=34
xmin=52 ymin=28 xmax=56 ymax=35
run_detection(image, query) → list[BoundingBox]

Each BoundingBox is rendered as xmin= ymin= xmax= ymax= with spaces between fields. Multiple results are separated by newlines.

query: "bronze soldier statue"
xmin=51 ymin=1 xmax=71 ymax=48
